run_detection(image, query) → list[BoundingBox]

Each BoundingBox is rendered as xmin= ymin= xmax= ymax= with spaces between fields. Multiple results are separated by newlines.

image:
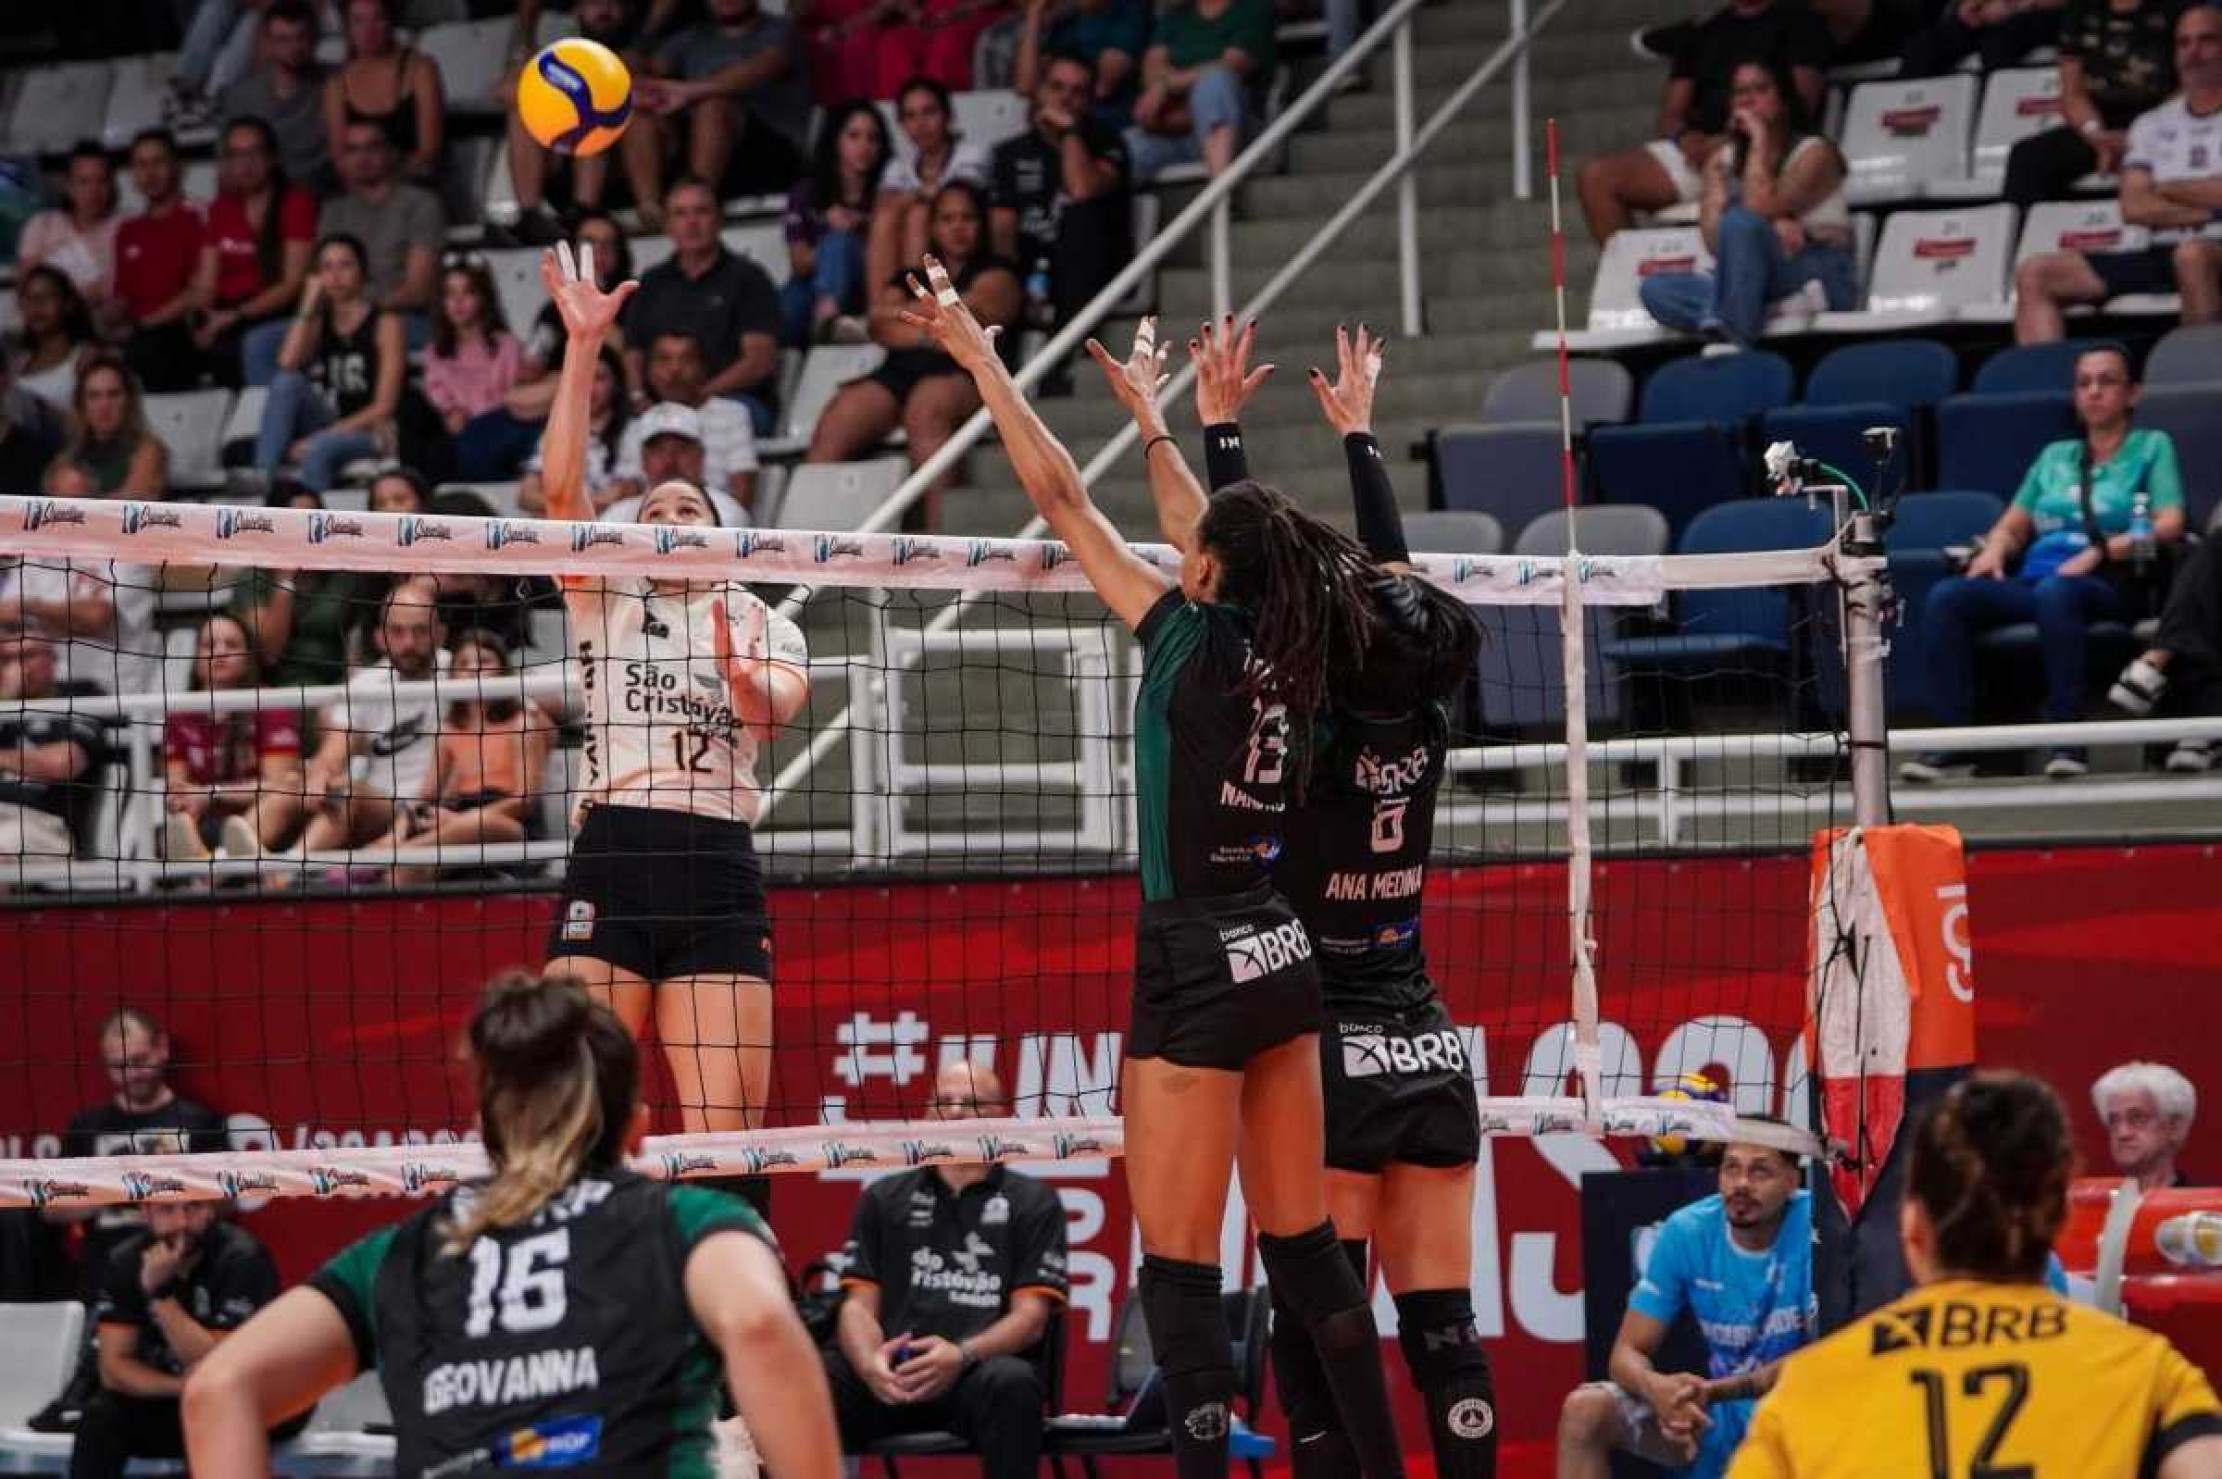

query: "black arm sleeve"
xmin=1345 ymin=432 xmax=1408 ymax=564
xmin=1202 ymin=422 xmax=1250 ymax=492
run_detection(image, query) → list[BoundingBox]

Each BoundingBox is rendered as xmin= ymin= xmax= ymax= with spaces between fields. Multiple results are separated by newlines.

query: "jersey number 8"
xmin=465 ymin=1228 xmax=572 ymax=1338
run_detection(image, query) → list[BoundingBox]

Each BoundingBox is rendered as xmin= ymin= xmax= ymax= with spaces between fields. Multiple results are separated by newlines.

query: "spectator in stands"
xmin=626 ymin=178 xmax=785 ymax=434
xmin=829 ymin=1060 xmax=1066 ymax=1479
xmin=518 ymin=343 xmax=633 ymax=515
xmin=219 ymin=0 xmax=333 ymax=194
xmin=12 ymin=267 xmax=98 ymax=416
xmin=296 ymin=578 xmax=446 ymax=865
xmin=1903 ymin=344 xmax=2185 ymax=783
xmin=2093 ymin=1061 xmax=2197 ymax=1189
xmin=315 ymin=119 xmax=445 ymax=332
xmin=1015 ymin=0 xmax=1149 ymax=126
xmin=2013 ymin=3 xmax=2222 ymax=343
xmin=1556 ymin=1137 xmax=1813 ymax=1479
xmin=513 ymin=213 xmax=639 ymax=420
xmin=0 ymin=540 xmax=158 ymax=701
xmin=639 ymin=0 xmax=814 ymax=202
xmin=162 ymin=612 xmax=305 ymax=862
xmin=321 ymin=0 xmax=447 ymax=187
xmin=374 ymin=629 xmax=551 ymax=886
xmin=991 ymin=48 xmax=1132 ymax=335
xmin=44 ymin=354 xmax=170 ymax=500
xmin=231 ymin=482 xmax=386 ymax=689
xmin=807 ymin=181 xmax=1020 ymax=527
xmin=0 ymin=626 xmax=102 ymax=882
xmin=72 ymin=1200 xmax=293 ymax=1479
xmin=425 ymin=256 xmax=526 ymax=476
xmin=1638 ymin=61 xmax=1854 ymax=346
xmin=254 ymin=233 xmax=406 ymax=492
xmin=0 ymin=361 xmax=61 ymax=494
xmin=873 ymin=0 xmax=1016 ymax=97
xmin=2005 ymin=0 xmax=2180 ymax=210
xmin=113 ymin=130 xmax=208 ymax=395
xmin=1127 ymin=0 xmax=1277 ymax=181
xmin=613 ymin=341 xmax=759 ymax=515
xmin=869 ymin=77 xmax=996 ymax=293
xmin=2110 ymin=537 xmax=2222 ymax=771
xmin=1574 ymin=0 xmax=1829 ymax=243
xmin=1899 ymin=0 xmax=2066 ymax=78
xmin=18 ymin=143 xmax=121 ymax=307
xmin=501 ymin=0 xmax=664 ymax=243
xmin=167 ymin=0 xmax=264 ymax=130
xmin=190 ymin=117 xmax=317 ymax=390
xmin=783 ymin=100 xmax=894 ymax=346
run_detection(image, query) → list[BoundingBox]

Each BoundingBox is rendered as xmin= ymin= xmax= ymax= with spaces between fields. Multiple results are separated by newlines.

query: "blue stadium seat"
xmin=1972 ymin=338 xmax=2113 ymax=395
xmin=2133 ymin=385 xmax=2222 ymax=532
xmin=1885 ymin=491 xmax=2006 ymax=717
xmin=1934 ymin=391 xmax=2077 ymax=498
xmin=1604 ymin=497 xmax=1838 ymax=668
xmin=1759 ymin=339 xmax=1960 ymax=498
xmin=1589 ymin=352 xmax=1796 ymax=540
xmin=1438 ymin=423 xmax=1573 ymax=541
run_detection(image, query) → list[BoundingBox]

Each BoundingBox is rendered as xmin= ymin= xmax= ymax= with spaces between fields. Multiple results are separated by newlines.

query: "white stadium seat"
xmin=632 ymin=233 xmax=674 ymax=274
xmin=0 ymin=1300 xmax=85 ymax=1469
xmin=101 ymin=54 xmax=175 ymax=151
xmin=1539 ymin=226 xmax=1710 ymax=351
xmin=1837 ymin=73 xmax=1978 ymax=205
xmin=1930 ymin=68 xmax=2060 ymax=199
xmin=485 ymin=246 xmax=545 ymax=339
xmin=1954 ymin=199 xmax=2151 ymax=324
xmin=223 ymin=386 xmax=269 ymax=457
xmin=145 ymin=388 xmax=237 ymax=491
xmin=720 ymin=222 xmax=786 ymax=281
xmin=418 ymin=17 xmax=515 ymax=114
xmin=953 ymin=89 xmax=1030 ymax=153
xmin=770 ymin=456 xmax=910 ymax=532
xmin=760 ymin=344 xmax=887 ymax=457
xmin=7 ymin=60 xmax=116 ymax=157
xmin=1814 ymin=202 xmax=2017 ymax=331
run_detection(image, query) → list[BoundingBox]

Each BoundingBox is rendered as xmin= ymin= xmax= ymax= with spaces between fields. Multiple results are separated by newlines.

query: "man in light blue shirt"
xmin=1557 ymin=1138 xmax=1814 ymax=1479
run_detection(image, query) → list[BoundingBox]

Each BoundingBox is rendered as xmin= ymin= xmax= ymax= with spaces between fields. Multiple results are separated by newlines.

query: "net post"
xmin=1841 ymin=511 xmax=1892 ymax=828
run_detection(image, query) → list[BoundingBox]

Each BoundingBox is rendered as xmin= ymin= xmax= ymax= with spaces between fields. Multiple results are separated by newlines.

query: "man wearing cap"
xmin=610 ymin=330 xmax=759 ymax=521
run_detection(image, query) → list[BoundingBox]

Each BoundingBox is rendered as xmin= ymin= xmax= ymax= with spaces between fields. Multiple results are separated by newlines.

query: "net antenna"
xmin=1546 ymin=116 xmax=1604 ymax=1123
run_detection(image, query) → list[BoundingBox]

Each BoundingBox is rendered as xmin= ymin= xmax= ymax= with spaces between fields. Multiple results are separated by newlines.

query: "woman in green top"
xmin=1130 ymin=0 xmax=1276 ymax=178
xmin=182 ymin=973 xmax=842 ymax=1478
xmin=1902 ymin=343 xmax=2184 ymax=783
xmin=43 ymin=351 xmax=169 ymax=498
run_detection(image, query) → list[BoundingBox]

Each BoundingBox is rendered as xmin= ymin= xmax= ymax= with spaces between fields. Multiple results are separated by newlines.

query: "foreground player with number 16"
xmin=903 ymin=262 xmax=1406 ymax=1479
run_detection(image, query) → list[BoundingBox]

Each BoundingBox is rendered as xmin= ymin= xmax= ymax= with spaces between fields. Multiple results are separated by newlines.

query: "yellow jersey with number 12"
xmin=1728 ymin=1279 xmax=2221 ymax=1479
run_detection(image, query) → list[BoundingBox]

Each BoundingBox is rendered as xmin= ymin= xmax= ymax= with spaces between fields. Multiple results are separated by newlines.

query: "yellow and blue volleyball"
xmin=1650 ymin=1070 xmax=1728 ymax=1158
xmin=516 ymin=38 xmax=633 ymax=157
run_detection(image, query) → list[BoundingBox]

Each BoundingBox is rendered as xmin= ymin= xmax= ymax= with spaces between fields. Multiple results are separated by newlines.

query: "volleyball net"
xmin=0 ymin=492 xmax=1869 ymax=1206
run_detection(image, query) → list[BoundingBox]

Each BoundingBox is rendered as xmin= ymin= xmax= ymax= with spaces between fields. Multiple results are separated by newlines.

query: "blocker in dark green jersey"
xmin=1129 ymin=589 xmax=1322 ymax=1070
xmin=310 ymin=1170 xmax=768 ymax=1477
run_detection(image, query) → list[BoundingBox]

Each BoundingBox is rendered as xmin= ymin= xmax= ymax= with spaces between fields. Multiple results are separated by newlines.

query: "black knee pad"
xmin=1139 ymin=1253 xmax=1236 ymax=1424
xmin=1259 ymin=1222 xmax=1376 ymax=1352
xmin=1394 ymin=1288 xmax=1495 ymax=1434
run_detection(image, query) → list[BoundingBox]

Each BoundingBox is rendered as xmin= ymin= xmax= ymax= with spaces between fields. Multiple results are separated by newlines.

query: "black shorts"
xmin=546 ymin=803 xmax=772 ymax=982
xmin=866 ymin=351 xmax=966 ymax=404
xmin=1320 ymin=987 xmax=1481 ymax=1174
xmin=2088 ymin=245 xmax=2180 ymax=298
xmin=1129 ymin=884 xmax=1323 ymax=1071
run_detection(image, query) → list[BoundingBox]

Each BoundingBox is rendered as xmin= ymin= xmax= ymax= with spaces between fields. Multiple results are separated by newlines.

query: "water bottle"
xmin=1025 ymin=256 xmax=1054 ymax=329
xmin=2129 ymin=488 xmax=2156 ymax=574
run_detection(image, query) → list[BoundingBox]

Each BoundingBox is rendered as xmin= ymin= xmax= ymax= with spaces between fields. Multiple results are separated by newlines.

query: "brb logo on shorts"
xmin=1339 ymin=1022 xmax=1467 ymax=1080
xmin=1219 ymin=918 xmax=1312 ymax=983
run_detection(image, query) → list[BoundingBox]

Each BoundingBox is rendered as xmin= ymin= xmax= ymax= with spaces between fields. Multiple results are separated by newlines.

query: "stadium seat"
xmin=1816 ymin=204 xmax=2018 ymax=331
xmin=720 ymin=222 xmax=787 ymax=282
xmin=2134 ymin=384 xmax=2222 ymax=532
xmin=145 ymin=388 xmax=236 ymax=492
xmin=2142 ymin=323 xmax=2222 ymax=388
xmin=1933 ymin=389 xmax=2077 ymax=496
xmin=1588 ymin=351 xmax=1794 ymax=539
xmin=1885 ymin=490 xmax=2006 ymax=716
xmin=953 ymin=89 xmax=1031 ymax=152
xmin=101 ymin=54 xmax=174 ymax=151
xmin=768 ymin=455 xmax=909 ymax=530
xmin=417 ymin=18 xmax=514 ymax=113
xmin=1603 ymin=497 xmax=1839 ymax=667
xmin=761 ymin=344 xmax=887 ymax=456
xmin=1973 ymin=338 xmax=2110 ymax=395
xmin=1961 ymin=199 xmax=2151 ymax=325
xmin=1758 ymin=338 xmax=1958 ymax=497
xmin=274 ymin=1369 xmax=397 ymax=1473
xmin=1639 ymin=350 xmax=1796 ymax=425
xmin=1480 ymin=357 xmax=1632 ymax=428
xmin=485 ymin=246 xmax=543 ymax=339
xmin=222 ymin=386 xmax=269 ymax=463
xmin=1837 ymin=73 xmax=1979 ymax=205
xmin=1403 ymin=509 xmax=1504 ymax=556
xmin=631 ymin=233 xmax=674 ymax=274
xmin=0 ymin=1300 xmax=85 ymax=1469
xmin=1557 ymin=227 xmax=1711 ymax=349
xmin=6 ymin=61 xmax=114 ymax=157
xmin=1437 ymin=423 xmax=1573 ymax=543
xmin=1515 ymin=504 xmax=1672 ymax=560
xmin=1930 ymin=67 xmax=2061 ymax=199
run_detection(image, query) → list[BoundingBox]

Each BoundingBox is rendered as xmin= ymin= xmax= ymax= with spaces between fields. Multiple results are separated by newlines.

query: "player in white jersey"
xmin=534 ymin=242 xmax=812 ymax=1150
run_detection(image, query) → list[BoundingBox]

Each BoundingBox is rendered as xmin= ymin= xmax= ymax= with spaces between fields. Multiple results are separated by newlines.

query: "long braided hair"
xmin=1907 ymin=1070 xmax=2076 ymax=1284
xmin=1195 ymin=479 xmax=1380 ymax=739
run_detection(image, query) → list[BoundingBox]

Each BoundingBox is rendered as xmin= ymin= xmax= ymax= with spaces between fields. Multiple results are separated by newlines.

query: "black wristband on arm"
xmin=1345 ymin=432 xmax=1408 ymax=563
xmin=1202 ymin=421 xmax=1250 ymax=492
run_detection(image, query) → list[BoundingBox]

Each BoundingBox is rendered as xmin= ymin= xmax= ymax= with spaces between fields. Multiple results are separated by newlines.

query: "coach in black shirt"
xmin=991 ymin=49 xmax=1132 ymax=333
xmin=624 ymin=177 xmax=785 ymax=435
xmin=71 ymin=1201 xmax=291 ymax=1479
xmin=831 ymin=1062 xmax=1070 ymax=1479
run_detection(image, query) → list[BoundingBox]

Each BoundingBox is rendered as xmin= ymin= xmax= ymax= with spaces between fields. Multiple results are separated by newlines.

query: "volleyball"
xmin=1649 ymin=1070 xmax=1728 ymax=1158
xmin=516 ymin=38 xmax=633 ymax=157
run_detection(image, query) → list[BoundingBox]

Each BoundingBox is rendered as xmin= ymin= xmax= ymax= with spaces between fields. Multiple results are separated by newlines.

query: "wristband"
xmin=1142 ymin=433 xmax=1178 ymax=459
xmin=1203 ymin=421 xmax=1250 ymax=491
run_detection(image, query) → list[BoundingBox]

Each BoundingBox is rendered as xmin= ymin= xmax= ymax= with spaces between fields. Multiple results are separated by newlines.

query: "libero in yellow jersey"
xmin=1729 ymin=1072 xmax=2222 ymax=1479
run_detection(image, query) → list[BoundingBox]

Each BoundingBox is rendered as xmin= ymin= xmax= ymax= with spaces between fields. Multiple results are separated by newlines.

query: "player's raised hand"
xmin=898 ymin=255 xmax=1003 ymax=371
xmin=1191 ymin=313 xmax=1275 ymax=426
xmin=1083 ymin=316 xmax=1171 ymax=426
xmin=1306 ymin=322 xmax=1386 ymax=438
xmin=542 ymin=240 xmax=636 ymax=344
xmin=709 ymin=596 xmax=770 ymax=682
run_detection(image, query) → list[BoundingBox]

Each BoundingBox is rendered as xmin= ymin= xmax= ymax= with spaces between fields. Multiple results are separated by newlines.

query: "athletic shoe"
xmin=2166 ymin=738 xmax=2214 ymax=773
xmin=218 ymin=815 xmax=262 ymax=859
xmin=2043 ymin=747 xmax=2088 ymax=779
xmin=826 ymin=314 xmax=870 ymax=345
xmin=2108 ymin=656 xmax=2169 ymax=716
xmin=1897 ymin=751 xmax=1957 ymax=783
xmin=164 ymin=811 xmax=209 ymax=861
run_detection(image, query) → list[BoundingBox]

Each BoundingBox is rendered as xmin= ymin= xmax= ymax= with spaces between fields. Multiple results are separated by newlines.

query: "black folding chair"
xmin=866 ymin=1308 xmax=1067 ymax=1479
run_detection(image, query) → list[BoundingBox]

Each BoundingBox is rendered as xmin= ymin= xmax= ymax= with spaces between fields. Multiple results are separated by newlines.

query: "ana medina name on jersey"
xmin=1323 ymin=864 xmax=1425 ymax=902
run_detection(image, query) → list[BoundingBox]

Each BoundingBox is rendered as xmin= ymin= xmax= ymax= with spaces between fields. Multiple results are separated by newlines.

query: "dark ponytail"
xmin=1908 ymin=1070 xmax=2075 ymax=1284
xmin=1196 ymin=480 xmax=1380 ymax=729
xmin=442 ymin=972 xmax=639 ymax=1253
